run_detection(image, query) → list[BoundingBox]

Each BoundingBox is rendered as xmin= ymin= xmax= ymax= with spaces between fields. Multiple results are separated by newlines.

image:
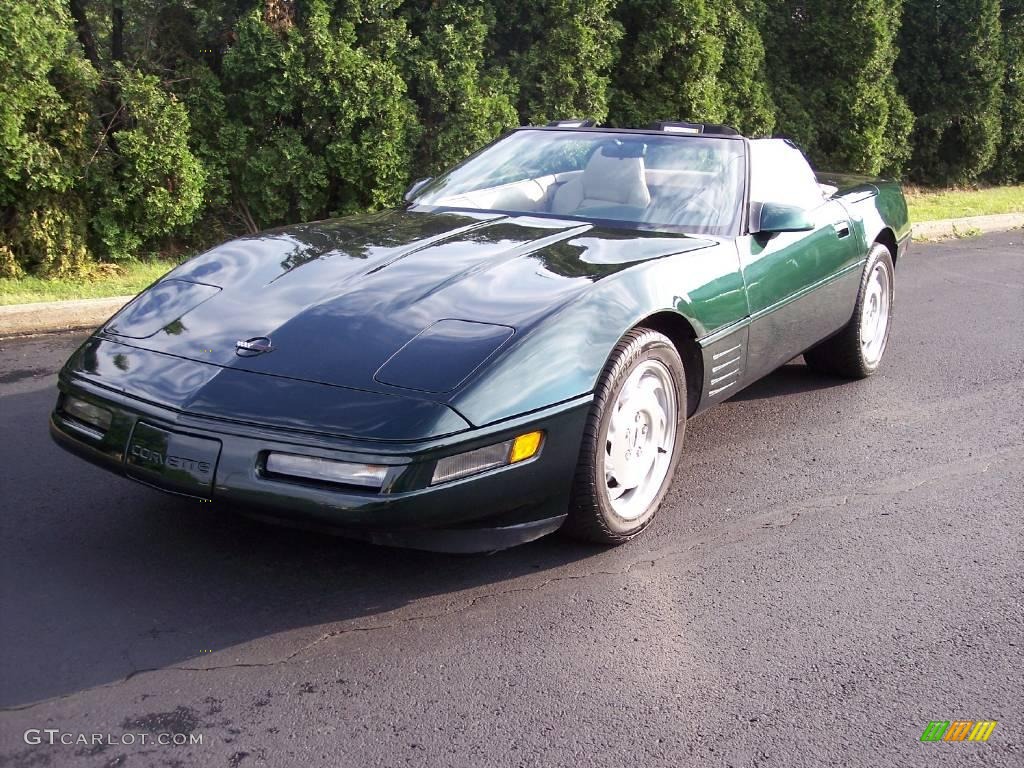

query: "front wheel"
xmin=804 ymin=243 xmax=895 ymax=378
xmin=563 ymin=329 xmax=687 ymax=545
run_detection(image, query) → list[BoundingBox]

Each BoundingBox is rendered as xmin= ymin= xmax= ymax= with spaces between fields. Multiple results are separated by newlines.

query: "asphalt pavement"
xmin=0 ymin=232 xmax=1021 ymax=767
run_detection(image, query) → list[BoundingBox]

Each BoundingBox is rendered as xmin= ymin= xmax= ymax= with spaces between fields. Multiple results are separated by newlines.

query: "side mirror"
xmin=754 ymin=202 xmax=815 ymax=234
xmin=404 ymin=177 xmax=433 ymax=203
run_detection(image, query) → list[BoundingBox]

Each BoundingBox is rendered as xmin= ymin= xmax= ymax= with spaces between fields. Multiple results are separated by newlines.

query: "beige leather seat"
xmin=550 ymin=148 xmax=651 ymax=215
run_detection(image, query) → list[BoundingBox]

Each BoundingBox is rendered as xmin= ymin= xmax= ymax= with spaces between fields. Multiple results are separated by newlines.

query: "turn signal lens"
xmin=431 ymin=431 xmax=545 ymax=485
xmin=510 ymin=431 xmax=543 ymax=463
xmin=431 ymin=441 xmax=512 ymax=485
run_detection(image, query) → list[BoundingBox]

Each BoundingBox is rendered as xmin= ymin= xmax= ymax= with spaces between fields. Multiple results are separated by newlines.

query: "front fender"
xmin=452 ymin=241 xmax=748 ymax=426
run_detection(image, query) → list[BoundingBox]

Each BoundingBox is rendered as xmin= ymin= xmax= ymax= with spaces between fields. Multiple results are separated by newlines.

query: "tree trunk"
xmin=68 ymin=0 xmax=100 ymax=66
xmin=111 ymin=0 xmax=125 ymax=62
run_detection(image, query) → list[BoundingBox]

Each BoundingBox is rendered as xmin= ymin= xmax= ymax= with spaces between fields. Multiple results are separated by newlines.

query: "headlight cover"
xmin=375 ymin=319 xmax=514 ymax=394
xmin=105 ymin=279 xmax=221 ymax=339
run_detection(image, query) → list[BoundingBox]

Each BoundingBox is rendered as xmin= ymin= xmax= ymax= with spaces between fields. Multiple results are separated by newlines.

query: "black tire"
xmin=563 ymin=328 xmax=687 ymax=545
xmin=804 ymin=243 xmax=895 ymax=379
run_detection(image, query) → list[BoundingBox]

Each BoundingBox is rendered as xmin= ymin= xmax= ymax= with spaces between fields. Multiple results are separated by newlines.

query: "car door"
xmin=740 ymin=140 xmax=863 ymax=380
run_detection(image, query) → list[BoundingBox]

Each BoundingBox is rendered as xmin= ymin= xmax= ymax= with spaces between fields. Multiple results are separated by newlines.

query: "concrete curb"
xmin=913 ymin=212 xmax=1023 ymax=241
xmin=0 ymin=295 xmax=134 ymax=338
xmin=1 ymin=212 xmax=1021 ymax=338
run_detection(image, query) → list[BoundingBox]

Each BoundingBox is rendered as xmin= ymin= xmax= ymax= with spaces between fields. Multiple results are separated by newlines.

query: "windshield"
xmin=412 ymin=129 xmax=745 ymax=236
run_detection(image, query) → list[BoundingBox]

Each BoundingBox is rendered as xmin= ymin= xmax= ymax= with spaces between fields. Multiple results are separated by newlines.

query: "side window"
xmin=748 ymin=140 xmax=827 ymax=211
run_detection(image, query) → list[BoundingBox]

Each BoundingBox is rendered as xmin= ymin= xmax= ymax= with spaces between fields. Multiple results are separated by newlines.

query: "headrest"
xmin=582 ymin=147 xmax=651 ymax=208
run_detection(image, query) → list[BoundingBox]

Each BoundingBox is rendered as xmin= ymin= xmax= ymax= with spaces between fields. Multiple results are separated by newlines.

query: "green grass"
xmin=906 ymin=185 xmax=1024 ymax=223
xmin=0 ymin=261 xmax=175 ymax=306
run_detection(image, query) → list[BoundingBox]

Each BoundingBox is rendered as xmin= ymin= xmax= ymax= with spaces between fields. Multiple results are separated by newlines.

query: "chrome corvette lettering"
xmin=130 ymin=444 xmax=211 ymax=474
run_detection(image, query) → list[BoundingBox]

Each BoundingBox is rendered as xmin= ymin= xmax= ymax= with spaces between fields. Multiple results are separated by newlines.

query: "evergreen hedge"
xmin=1 ymin=0 xmax=1021 ymax=277
xmin=898 ymin=0 xmax=1006 ymax=183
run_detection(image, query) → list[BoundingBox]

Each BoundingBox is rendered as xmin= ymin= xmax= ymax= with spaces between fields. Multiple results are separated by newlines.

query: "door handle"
xmin=832 ymin=221 xmax=851 ymax=238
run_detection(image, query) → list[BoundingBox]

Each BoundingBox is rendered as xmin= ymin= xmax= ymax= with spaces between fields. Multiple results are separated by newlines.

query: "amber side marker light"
xmin=431 ymin=431 xmax=545 ymax=485
xmin=510 ymin=431 xmax=543 ymax=463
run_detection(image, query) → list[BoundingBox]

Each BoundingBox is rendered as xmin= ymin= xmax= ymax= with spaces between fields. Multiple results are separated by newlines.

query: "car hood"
xmin=100 ymin=209 xmax=715 ymax=403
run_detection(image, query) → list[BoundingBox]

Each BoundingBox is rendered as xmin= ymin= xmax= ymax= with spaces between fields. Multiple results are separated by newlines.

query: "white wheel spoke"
xmin=602 ymin=359 xmax=679 ymax=521
xmin=607 ymin=483 xmax=629 ymax=501
xmin=860 ymin=262 xmax=891 ymax=365
xmin=618 ymin=372 xmax=641 ymax=403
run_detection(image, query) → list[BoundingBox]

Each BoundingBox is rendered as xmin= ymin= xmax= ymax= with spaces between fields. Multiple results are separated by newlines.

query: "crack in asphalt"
xmin=3 ymin=446 xmax=1019 ymax=714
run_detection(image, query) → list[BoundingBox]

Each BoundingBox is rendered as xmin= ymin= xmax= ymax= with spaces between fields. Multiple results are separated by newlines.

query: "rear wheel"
xmin=564 ymin=329 xmax=686 ymax=544
xmin=804 ymin=243 xmax=895 ymax=378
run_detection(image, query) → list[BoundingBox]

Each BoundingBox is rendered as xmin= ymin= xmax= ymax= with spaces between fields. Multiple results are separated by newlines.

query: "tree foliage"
xmin=762 ymin=0 xmax=914 ymax=176
xmin=898 ymin=0 xmax=1005 ymax=183
xmin=609 ymin=0 xmax=725 ymax=127
xmin=0 ymin=0 xmax=97 ymax=276
xmin=608 ymin=1 xmax=775 ymax=134
xmin=1 ymin=0 xmax=1022 ymax=277
xmin=490 ymin=0 xmax=622 ymax=124
xmin=714 ymin=0 xmax=776 ymax=136
xmin=403 ymin=0 xmax=518 ymax=175
xmin=206 ymin=1 xmax=419 ymax=229
xmin=993 ymin=0 xmax=1024 ymax=181
xmin=91 ymin=66 xmax=207 ymax=260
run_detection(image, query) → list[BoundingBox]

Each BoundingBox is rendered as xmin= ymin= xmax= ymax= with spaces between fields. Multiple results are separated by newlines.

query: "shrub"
xmin=762 ymin=0 xmax=914 ymax=176
xmin=302 ymin=0 xmax=418 ymax=214
xmin=491 ymin=0 xmax=622 ymax=125
xmin=609 ymin=0 xmax=726 ymax=127
xmin=608 ymin=1 xmax=775 ymax=136
xmin=90 ymin=67 xmax=207 ymax=261
xmin=2 ymin=0 xmax=1023 ymax=278
xmin=216 ymin=2 xmax=417 ymax=228
xmin=993 ymin=0 xmax=1024 ymax=182
xmin=716 ymin=0 xmax=776 ymax=136
xmin=0 ymin=0 xmax=97 ymax=276
xmin=898 ymin=0 xmax=1005 ymax=183
xmin=403 ymin=0 xmax=519 ymax=176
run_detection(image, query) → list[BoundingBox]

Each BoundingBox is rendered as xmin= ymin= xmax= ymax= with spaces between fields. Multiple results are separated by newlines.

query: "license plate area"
xmin=126 ymin=422 xmax=221 ymax=498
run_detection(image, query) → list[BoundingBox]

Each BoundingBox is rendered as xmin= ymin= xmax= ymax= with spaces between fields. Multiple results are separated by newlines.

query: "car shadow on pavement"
xmin=0 ymin=386 xmax=602 ymax=709
xmin=730 ymin=360 xmax=847 ymax=402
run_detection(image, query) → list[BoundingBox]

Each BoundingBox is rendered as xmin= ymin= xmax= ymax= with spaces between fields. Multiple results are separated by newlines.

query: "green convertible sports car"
xmin=51 ymin=121 xmax=910 ymax=552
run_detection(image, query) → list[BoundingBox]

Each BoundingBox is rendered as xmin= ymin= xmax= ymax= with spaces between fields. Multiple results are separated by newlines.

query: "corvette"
xmin=51 ymin=121 xmax=910 ymax=552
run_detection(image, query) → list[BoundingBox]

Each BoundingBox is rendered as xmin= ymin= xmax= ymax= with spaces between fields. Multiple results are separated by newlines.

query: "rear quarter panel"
xmin=818 ymin=172 xmax=912 ymax=255
xmin=873 ymin=180 xmax=912 ymax=250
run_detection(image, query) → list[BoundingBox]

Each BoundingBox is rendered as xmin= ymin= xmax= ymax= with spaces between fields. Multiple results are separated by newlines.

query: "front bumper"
xmin=51 ymin=377 xmax=591 ymax=552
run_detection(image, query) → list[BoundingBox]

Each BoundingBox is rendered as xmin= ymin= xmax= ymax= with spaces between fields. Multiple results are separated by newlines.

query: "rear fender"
xmin=821 ymin=173 xmax=911 ymax=258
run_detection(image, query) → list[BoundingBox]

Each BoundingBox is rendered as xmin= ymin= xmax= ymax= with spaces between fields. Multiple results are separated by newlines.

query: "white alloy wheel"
xmin=603 ymin=360 xmax=678 ymax=521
